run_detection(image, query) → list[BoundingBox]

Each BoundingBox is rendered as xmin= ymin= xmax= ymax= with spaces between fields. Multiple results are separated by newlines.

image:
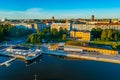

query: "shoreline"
xmin=44 ymin=50 xmax=120 ymax=64
xmin=68 ymin=54 xmax=120 ymax=64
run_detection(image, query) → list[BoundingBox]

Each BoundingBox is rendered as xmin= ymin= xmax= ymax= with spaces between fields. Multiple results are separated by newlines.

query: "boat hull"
xmin=26 ymin=53 xmax=43 ymax=62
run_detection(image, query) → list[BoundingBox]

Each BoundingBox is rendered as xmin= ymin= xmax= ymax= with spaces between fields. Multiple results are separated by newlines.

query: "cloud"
xmin=26 ymin=8 xmax=43 ymax=12
xmin=0 ymin=8 xmax=120 ymax=19
xmin=0 ymin=8 xmax=44 ymax=19
xmin=0 ymin=8 xmax=89 ymax=19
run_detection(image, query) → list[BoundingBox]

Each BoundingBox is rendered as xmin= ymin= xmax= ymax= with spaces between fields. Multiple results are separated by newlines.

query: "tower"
xmin=52 ymin=16 xmax=54 ymax=23
xmin=91 ymin=15 xmax=94 ymax=21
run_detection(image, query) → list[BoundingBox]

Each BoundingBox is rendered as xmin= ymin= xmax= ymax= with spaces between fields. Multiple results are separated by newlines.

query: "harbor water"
xmin=0 ymin=54 xmax=120 ymax=80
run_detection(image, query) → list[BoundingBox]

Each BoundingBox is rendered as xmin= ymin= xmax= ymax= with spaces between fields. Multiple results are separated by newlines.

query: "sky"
xmin=0 ymin=0 xmax=120 ymax=19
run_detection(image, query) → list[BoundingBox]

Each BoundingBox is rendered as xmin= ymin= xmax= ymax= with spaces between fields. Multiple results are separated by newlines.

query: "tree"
xmin=96 ymin=28 xmax=102 ymax=38
xmin=112 ymin=30 xmax=119 ymax=41
xmin=43 ymin=27 xmax=50 ymax=34
xmin=101 ymin=29 xmax=107 ymax=41
xmin=62 ymin=34 xmax=67 ymax=41
xmin=37 ymin=30 xmax=44 ymax=36
xmin=91 ymin=28 xmax=96 ymax=35
xmin=114 ymin=33 xmax=118 ymax=41
xmin=91 ymin=28 xmax=102 ymax=40
xmin=59 ymin=27 xmax=64 ymax=37
xmin=118 ymin=33 xmax=120 ymax=40
xmin=37 ymin=36 xmax=42 ymax=43
xmin=63 ymin=28 xmax=68 ymax=34
xmin=107 ymin=29 xmax=113 ymax=41
xmin=0 ymin=30 xmax=3 ymax=42
xmin=51 ymin=28 xmax=58 ymax=37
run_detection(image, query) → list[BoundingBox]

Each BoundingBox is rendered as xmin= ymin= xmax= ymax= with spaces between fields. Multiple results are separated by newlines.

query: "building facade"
xmin=64 ymin=45 xmax=118 ymax=56
xmin=91 ymin=15 xmax=94 ymax=21
xmin=33 ymin=23 xmax=49 ymax=30
xmin=72 ymin=23 xmax=120 ymax=31
xmin=70 ymin=30 xmax=91 ymax=42
xmin=51 ymin=23 xmax=70 ymax=31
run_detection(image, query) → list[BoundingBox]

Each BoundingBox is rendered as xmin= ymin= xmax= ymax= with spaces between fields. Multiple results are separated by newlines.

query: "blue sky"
xmin=0 ymin=0 xmax=120 ymax=19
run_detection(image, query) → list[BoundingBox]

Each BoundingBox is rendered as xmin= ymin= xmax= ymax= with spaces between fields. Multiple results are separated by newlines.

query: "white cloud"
xmin=26 ymin=8 xmax=43 ymax=12
xmin=0 ymin=8 xmax=44 ymax=19
xmin=0 ymin=8 xmax=120 ymax=19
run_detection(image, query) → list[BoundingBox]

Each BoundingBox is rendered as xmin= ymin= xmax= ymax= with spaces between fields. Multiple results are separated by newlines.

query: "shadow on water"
xmin=1 ymin=54 xmax=120 ymax=80
xmin=26 ymin=54 xmax=43 ymax=66
xmin=47 ymin=54 xmax=88 ymax=61
xmin=0 ymin=53 xmax=43 ymax=67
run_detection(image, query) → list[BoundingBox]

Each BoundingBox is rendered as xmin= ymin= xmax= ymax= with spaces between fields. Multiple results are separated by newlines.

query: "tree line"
xmin=0 ymin=24 xmax=33 ymax=42
xmin=91 ymin=28 xmax=120 ymax=41
xmin=27 ymin=27 xmax=68 ymax=44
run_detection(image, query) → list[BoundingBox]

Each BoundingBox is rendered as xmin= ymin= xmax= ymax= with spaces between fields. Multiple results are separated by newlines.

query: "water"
xmin=0 ymin=54 xmax=120 ymax=80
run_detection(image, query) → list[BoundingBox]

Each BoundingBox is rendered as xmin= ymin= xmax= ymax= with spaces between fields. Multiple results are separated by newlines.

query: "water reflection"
xmin=0 ymin=54 xmax=120 ymax=80
xmin=48 ymin=54 xmax=86 ymax=61
xmin=26 ymin=54 xmax=43 ymax=66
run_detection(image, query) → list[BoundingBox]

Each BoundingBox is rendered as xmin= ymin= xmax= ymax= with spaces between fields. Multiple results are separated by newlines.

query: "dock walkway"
xmin=0 ymin=57 xmax=16 ymax=66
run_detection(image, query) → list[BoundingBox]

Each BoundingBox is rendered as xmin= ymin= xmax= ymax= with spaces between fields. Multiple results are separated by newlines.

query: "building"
xmin=111 ymin=19 xmax=119 ymax=23
xmin=14 ymin=23 xmax=34 ymax=30
xmin=33 ymin=23 xmax=39 ymax=30
xmin=48 ymin=43 xmax=59 ymax=50
xmin=51 ymin=20 xmax=71 ymax=31
xmin=72 ymin=23 xmax=120 ymax=31
xmin=33 ymin=23 xmax=47 ymax=30
xmin=71 ymin=15 xmax=120 ymax=31
xmin=52 ymin=16 xmax=54 ymax=23
xmin=72 ymin=24 xmax=95 ymax=31
xmin=70 ymin=30 xmax=91 ymax=42
xmin=71 ymin=15 xmax=118 ymax=31
xmin=58 ymin=43 xmax=65 ymax=50
xmin=1 ymin=18 xmax=7 ymax=22
xmin=64 ymin=45 xmax=118 ymax=56
xmin=91 ymin=15 xmax=94 ymax=21
xmin=6 ymin=46 xmax=29 ymax=52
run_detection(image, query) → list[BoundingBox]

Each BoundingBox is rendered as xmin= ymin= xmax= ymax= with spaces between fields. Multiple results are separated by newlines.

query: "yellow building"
xmin=70 ymin=30 xmax=91 ymax=42
xmin=81 ymin=46 xmax=118 ymax=55
xmin=64 ymin=45 xmax=118 ymax=56
xmin=49 ymin=43 xmax=59 ymax=50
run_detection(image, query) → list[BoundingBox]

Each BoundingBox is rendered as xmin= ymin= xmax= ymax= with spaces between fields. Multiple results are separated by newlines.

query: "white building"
xmin=51 ymin=22 xmax=71 ymax=31
xmin=72 ymin=24 xmax=95 ymax=31
xmin=34 ymin=23 xmax=48 ymax=30
xmin=1 ymin=18 xmax=7 ymax=22
xmin=72 ymin=23 xmax=120 ymax=31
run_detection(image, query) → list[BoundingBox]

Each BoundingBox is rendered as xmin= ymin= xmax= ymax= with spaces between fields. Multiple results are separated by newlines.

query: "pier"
xmin=0 ymin=57 xmax=16 ymax=67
